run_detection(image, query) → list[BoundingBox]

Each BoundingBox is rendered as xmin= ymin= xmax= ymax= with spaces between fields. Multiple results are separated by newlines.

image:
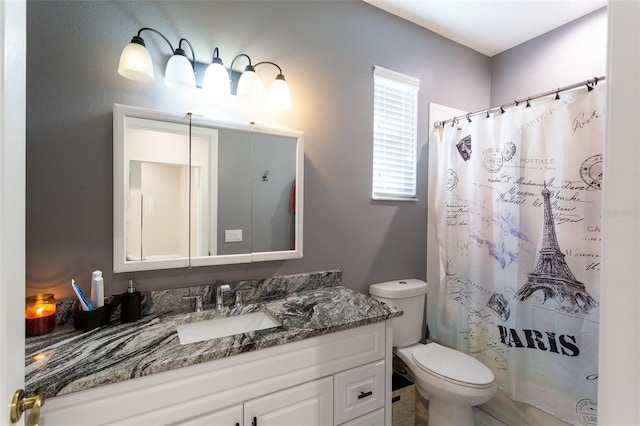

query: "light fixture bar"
xmin=118 ymin=29 xmax=293 ymax=109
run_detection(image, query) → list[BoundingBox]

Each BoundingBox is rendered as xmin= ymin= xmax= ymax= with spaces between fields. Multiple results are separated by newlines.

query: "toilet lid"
xmin=412 ymin=343 xmax=494 ymax=387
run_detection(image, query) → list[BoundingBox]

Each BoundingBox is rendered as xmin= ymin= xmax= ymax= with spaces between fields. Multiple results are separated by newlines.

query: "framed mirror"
xmin=113 ymin=104 xmax=303 ymax=272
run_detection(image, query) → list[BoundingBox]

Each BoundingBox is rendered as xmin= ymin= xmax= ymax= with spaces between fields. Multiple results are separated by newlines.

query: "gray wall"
xmin=26 ymin=1 xmax=490 ymax=299
xmin=490 ymin=8 xmax=607 ymax=106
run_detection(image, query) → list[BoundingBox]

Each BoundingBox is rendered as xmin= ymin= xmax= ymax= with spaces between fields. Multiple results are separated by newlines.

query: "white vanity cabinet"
xmin=244 ymin=377 xmax=334 ymax=426
xmin=39 ymin=321 xmax=392 ymax=426
xmin=180 ymin=378 xmax=333 ymax=426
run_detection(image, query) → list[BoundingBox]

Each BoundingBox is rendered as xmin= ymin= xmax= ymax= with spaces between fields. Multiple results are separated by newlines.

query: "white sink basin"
xmin=176 ymin=311 xmax=281 ymax=345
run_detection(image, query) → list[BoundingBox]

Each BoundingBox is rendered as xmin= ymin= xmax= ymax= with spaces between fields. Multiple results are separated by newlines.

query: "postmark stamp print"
xmin=502 ymin=142 xmax=516 ymax=161
xmin=482 ymin=148 xmax=503 ymax=173
xmin=579 ymin=154 xmax=603 ymax=189
xmin=446 ymin=169 xmax=459 ymax=191
xmin=575 ymin=398 xmax=597 ymax=426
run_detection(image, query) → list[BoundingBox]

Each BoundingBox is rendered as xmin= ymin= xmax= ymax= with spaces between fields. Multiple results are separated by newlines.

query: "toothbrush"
xmin=72 ymin=279 xmax=95 ymax=311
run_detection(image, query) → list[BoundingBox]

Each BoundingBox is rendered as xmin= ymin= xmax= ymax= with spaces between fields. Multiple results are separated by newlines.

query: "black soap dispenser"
xmin=121 ymin=279 xmax=141 ymax=323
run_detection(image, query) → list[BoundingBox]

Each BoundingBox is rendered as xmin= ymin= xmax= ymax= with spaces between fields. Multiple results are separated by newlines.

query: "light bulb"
xmin=236 ymin=67 xmax=263 ymax=99
xmin=202 ymin=62 xmax=230 ymax=97
xmin=267 ymin=75 xmax=292 ymax=109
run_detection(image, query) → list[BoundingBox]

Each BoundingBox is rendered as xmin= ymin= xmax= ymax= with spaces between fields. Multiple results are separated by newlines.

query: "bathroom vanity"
xmin=25 ymin=276 xmax=399 ymax=426
xmin=39 ymin=322 xmax=389 ymax=425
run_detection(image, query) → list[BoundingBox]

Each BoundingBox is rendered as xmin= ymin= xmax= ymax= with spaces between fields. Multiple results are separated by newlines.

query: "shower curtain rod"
xmin=434 ymin=75 xmax=606 ymax=128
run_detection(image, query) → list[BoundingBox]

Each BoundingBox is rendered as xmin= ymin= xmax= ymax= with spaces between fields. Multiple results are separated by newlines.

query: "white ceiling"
xmin=363 ymin=0 xmax=607 ymax=57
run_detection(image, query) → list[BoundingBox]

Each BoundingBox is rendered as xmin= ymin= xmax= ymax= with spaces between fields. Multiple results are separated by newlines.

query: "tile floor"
xmin=473 ymin=407 xmax=508 ymax=426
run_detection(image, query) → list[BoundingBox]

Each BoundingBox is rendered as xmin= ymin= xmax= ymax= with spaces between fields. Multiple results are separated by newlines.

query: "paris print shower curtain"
xmin=433 ymin=86 xmax=604 ymax=425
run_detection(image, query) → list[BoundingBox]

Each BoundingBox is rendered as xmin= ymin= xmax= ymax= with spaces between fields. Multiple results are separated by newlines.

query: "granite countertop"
xmin=25 ymin=284 xmax=400 ymax=399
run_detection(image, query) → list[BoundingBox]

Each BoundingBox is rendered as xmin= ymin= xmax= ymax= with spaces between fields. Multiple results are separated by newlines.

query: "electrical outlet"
xmin=225 ymin=229 xmax=243 ymax=242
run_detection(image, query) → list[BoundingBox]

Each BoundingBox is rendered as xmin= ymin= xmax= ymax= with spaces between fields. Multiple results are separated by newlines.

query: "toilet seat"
xmin=412 ymin=343 xmax=494 ymax=389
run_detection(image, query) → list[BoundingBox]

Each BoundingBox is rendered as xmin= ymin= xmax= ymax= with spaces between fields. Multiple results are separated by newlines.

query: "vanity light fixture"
xmin=118 ymin=28 xmax=197 ymax=90
xmin=118 ymin=28 xmax=292 ymax=109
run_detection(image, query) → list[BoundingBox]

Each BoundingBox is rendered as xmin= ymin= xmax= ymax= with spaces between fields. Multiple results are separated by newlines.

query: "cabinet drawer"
xmin=334 ymin=360 xmax=385 ymax=424
xmin=340 ymin=408 xmax=385 ymax=426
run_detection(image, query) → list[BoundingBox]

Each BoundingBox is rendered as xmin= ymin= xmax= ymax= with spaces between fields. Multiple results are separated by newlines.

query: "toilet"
xmin=369 ymin=279 xmax=496 ymax=426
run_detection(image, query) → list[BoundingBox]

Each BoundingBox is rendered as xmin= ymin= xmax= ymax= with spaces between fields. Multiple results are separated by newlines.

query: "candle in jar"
xmin=25 ymin=294 xmax=56 ymax=336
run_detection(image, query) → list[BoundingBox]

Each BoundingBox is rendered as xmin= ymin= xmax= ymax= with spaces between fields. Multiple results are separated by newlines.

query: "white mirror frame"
xmin=113 ymin=103 xmax=304 ymax=272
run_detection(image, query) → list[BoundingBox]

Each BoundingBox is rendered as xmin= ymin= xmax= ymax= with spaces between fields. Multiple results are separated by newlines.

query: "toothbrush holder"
xmin=73 ymin=303 xmax=112 ymax=331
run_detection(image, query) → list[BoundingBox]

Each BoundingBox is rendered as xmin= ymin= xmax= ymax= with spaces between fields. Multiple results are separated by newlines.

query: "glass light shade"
xmin=165 ymin=54 xmax=196 ymax=90
xmin=202 ymin=62 xmax=230 ymax=97
xmin=118 ymin=42 xmax=154 ymax=83
xmin=267 ymin=76 xmax=292 ymax=110
xmin=236 ymin=70 xmax=263 ymax=99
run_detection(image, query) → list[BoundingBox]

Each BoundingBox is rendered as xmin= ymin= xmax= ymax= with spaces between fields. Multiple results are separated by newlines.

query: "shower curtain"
xmin=433 ymin=86 xmax=604 ymax=426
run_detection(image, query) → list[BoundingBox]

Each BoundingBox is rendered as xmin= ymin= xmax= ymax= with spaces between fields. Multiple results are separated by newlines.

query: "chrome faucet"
xmin=235 ymin=289 xmax=252 ymax=308
xmin=182 ymin=295 xmax=203 ymax=313
xmin=216 ymin=284 xmax=230 ymax=311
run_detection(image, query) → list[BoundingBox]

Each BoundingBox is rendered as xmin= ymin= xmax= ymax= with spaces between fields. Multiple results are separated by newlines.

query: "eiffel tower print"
xmin=515 ymin=183 xmax=597 ymax=314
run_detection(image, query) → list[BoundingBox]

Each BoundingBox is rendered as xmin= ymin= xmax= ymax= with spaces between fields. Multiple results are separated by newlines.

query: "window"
xmin=372 ymin=65 xmax=420 ymax=201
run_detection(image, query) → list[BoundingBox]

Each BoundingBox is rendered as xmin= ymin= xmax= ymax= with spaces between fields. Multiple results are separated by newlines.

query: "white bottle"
xmin=91 ymin=270 xmax=105 ymax=308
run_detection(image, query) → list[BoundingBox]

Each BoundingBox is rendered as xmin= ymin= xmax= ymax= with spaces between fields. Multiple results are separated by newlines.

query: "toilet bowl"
xmin=396 ymin=343 xmax=497 ymax=426
xmin=369 ymin=279 xmax=496 ymax=426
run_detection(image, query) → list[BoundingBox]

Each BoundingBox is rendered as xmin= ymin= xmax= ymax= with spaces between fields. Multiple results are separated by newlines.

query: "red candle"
xmin=25 ymin=294 xmax=56 ymax=336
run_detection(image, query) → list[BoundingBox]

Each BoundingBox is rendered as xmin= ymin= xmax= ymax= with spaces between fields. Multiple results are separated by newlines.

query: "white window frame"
xmin=372 ymin=65 xmax=420 ymax=201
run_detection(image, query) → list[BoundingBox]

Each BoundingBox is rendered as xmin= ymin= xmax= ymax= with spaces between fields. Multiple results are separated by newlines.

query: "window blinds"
xmin=372 ymin=65 xmax=420 ymax=200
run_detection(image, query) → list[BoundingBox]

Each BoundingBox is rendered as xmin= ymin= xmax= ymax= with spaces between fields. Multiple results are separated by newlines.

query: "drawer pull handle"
xmin=358 ymin=390 xmax=373 ymax=400
xmin=392 ymin=395 xmax=401 ymax=403
xmin=252 ymin=416 xmax=257 ymax=426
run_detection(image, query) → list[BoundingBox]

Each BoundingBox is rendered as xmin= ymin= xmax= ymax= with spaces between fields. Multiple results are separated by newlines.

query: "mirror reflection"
xmin=114 ymin=104 xmax=303 ymax=272
xmin=125 ymin=119 xmax=215 ymax=260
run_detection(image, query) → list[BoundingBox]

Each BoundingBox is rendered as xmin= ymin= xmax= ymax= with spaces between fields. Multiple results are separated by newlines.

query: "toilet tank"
xmin=369 ymin=279 xmax=427 ymax=347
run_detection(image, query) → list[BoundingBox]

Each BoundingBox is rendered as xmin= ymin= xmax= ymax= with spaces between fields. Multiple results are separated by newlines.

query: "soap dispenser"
xmin=121 ymin=279 xmax=141 ymax=323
